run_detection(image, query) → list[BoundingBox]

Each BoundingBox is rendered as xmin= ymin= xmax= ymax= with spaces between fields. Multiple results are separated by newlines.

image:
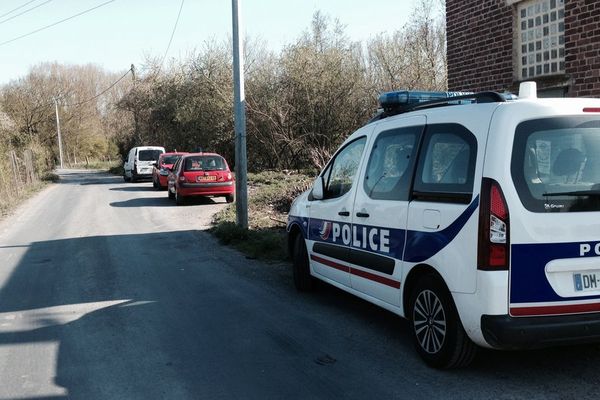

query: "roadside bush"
xmin=41 ymin=172 xmax=60 ymax=182
xmin=211 ymin=170 xmax=314 ymax=261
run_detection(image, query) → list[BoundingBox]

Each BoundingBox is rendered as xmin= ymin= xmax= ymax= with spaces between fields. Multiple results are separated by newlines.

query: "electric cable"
xmin=0 ymin=0 xmax=54 ymax=26
xmin=0 ymin=0 xmax=116 ymax=48
xmin=61 ymin=67 xmax=132 ymax=107
xmin=0 ymin=0 xmax=39 ymax=19
xmin=155 ymin=0 xmax=185 ymax=75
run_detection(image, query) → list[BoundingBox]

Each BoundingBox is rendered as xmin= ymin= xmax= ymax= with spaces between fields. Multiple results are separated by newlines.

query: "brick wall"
xmin=447 ymin=0 xmax=514 ymax=92
xmin=565 ymin=0 xmax=600 ymax=97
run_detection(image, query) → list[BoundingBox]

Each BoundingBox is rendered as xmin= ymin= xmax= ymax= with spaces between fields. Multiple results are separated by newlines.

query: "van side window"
xmin=413 ymin=124 xmax=477 ymax=203
xmin=363 ymin=126 xmax=421 ymax=200
xmin=322 ymin=137 xmax=367 ymax=199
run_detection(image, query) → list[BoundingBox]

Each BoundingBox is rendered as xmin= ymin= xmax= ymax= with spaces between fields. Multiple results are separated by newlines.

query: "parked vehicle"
xmin=153 ymin=152 xmax=187 ymax=190
xmin=287 ymin=82 xmax=600 ymax=368
xmin=167 ymin=152 xmax=235 ymax=205
xmin=123 ymin=146 xmax=165 ymax=182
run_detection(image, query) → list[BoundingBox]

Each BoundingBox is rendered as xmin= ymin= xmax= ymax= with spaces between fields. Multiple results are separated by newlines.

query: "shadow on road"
xmin=108 ymin=185 xmax=155 ymax=192
xmin=109 ymin=197 xmax=172 ymax=208
xmin=1 ymin=230 xmax=600 ymax=399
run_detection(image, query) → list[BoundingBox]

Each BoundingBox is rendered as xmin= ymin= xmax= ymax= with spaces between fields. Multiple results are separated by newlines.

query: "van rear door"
xmin=509 ymin=116 xmax=600 ymax=316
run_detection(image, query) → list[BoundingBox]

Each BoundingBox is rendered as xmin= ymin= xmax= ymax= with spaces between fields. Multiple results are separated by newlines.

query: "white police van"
xmin=287 ymin=82 xmax=600 ymax=368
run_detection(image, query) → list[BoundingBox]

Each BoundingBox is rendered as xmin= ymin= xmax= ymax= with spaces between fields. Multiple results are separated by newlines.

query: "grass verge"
xmin=0 ymin=178 xmax=54 ymax=221
xmin=211 ymin=170 xmax=314 ymax=261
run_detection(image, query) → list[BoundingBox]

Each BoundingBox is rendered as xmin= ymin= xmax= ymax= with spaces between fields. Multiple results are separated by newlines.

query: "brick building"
xmin=447 ymin=0 xmax=600 ymax=97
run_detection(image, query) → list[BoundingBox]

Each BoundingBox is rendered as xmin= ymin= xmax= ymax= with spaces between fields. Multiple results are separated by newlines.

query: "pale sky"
xmin=0 ymin=0 xmax=418 ymax=84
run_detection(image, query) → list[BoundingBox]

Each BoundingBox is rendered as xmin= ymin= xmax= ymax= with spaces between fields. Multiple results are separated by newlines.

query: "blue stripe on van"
xmin=511 ymin=242 xmax=600 ymax=304
xmin=292 ymin=196 xmax=479 ymax=264
xmin=403 ymin=196 xmax=479 ymax=263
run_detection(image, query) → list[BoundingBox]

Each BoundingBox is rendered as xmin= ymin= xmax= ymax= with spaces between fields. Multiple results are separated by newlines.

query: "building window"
xmin=518 ymin=0 xmax=565 ymax=80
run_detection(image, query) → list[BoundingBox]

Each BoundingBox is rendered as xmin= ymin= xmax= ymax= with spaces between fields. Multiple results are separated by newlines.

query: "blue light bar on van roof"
xmin=378 ymin=90 xmax=474 ymax=111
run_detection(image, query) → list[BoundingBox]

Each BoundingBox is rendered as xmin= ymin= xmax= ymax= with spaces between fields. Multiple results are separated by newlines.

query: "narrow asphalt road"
xmin=0 ymin=169 xmax=599 ymax=400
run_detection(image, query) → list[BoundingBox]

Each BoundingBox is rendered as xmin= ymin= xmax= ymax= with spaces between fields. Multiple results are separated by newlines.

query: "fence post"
xmin=10 ymin=150 xmax=21 ymax=195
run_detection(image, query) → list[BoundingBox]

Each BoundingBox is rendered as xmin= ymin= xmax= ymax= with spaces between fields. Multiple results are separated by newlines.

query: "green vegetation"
xmin=211 ymin=171 xmax=314 ymax=261
xmin=70 ymin=160 xmax=122 ymax=171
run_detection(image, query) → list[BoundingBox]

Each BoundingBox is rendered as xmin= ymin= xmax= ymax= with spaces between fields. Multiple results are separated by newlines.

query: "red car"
xmin=167 ymin=152 xmax=235 ymax=205
xmin=153 ymin=152 xmax=187 ymax=190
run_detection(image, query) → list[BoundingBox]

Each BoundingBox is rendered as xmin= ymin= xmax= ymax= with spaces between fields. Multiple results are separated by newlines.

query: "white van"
xmin=287 ymin=82 xmax=600 ymax=368
xmin=123 ymin=146 xmax=165 ymax=182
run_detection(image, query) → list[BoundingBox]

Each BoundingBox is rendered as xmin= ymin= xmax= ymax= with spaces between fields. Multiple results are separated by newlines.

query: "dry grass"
xmin=211 ymin=170 xmax=314 ymax=260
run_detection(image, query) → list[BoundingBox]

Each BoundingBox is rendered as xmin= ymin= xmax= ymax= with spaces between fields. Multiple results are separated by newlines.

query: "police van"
xmin=286 ymin=82 xmax=600 ymax=368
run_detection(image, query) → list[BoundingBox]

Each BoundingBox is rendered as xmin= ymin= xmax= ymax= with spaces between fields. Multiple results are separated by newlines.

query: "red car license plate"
xmin=197 ymin=176 xmax=217 ymax=182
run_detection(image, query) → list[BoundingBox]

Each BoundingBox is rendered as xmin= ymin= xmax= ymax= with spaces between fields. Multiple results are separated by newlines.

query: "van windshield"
xmin=512 ymin=117 xmax=600 ymax=212
xmin=139 ymin=150 xmax=162 ymax=161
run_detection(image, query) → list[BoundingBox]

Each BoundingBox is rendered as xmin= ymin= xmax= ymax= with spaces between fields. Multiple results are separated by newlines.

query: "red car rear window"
xmin=184 ymin=156 xmax=226 ymax=171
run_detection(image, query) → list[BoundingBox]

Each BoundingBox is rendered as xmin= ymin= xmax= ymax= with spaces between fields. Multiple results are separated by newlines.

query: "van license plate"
xmin=573 ymin=273 xmax=600 ymax=292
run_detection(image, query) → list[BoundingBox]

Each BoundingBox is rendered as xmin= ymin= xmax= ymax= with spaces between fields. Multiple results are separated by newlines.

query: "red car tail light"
xmin=478 ymin=178 xmax=510 ymax=270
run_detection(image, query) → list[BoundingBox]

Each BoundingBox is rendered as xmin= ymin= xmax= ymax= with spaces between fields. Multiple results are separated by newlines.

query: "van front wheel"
xmin=292 ymin=234 xmax=315 ymax=292
xmin=409 ymin=274 xmax=476 ymax=369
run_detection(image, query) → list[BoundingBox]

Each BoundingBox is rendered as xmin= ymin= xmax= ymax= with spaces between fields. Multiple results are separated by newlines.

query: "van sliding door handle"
xmin=356 ymin=212 xmax=370 ymax=218
xmin=338 ymin=211 xmax=350 ymax=216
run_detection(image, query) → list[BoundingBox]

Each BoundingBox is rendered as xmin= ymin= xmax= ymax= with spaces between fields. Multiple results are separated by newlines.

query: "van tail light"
xmin=478 ymin=178 xmax=510 ymax=270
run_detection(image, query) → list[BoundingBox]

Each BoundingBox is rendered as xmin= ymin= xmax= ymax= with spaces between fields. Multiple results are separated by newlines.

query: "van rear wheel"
xmin=408 ymin=274 xmax=476 ymax=369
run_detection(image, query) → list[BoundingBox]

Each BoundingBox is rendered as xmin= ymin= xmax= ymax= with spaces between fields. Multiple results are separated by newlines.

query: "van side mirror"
xmin=312 ymin=177 xmax=324 ymax=200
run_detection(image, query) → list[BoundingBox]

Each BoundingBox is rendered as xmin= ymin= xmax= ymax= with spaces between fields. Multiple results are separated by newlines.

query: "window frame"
xmin=412 ymin=123 xmax=478 ymax=204
xmin=516 ymin=0 xmax=565 ymax=80
xmin=511 ymin=116 xmax=600 ymax=213
xmin=314 ymin=136 xmax=368 ymax=201
xmin=362 ymin=125 xmax=423 ymax=202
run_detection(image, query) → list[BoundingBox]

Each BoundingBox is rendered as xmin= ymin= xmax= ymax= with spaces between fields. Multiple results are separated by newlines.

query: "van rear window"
xmin=139 ymin=150 xmax=162 ymax=161
xmin=511 ymin=117 xmax=600 ymax=212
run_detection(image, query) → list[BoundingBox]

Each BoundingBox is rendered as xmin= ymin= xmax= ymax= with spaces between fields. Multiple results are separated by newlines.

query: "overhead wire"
xmin=61 ymin=67 xmax=132 ymax=107
xmin=0 ymin=0 xmax=116 ymax=48
xmin=0 ymin=0 xmax=54 ymax=26
xmin=0 ymin=0 xmax=39 ymax=19
xmin=155 ymin=0 xmax=185 ymax=75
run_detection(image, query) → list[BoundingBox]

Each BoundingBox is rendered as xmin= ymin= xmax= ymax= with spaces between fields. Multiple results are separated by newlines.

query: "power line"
xmin=0 ymin=0 xmax=39 ymax=19
xmin=156 ymin=0 xmax=185 ymax=74
xmin=61 ymin=67 xmax=132 ymax=107
xmin=0 ymin=0 xmax=54 ymax=26
xmin=0 ymin=0 xmax=116 ymax=48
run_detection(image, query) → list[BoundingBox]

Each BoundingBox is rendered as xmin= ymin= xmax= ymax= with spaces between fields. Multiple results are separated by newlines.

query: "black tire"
xmin=292 ymin=234 xmax=315 ymax=291
xmin=152 ymin=177 xmax=158 ymax=189
xmin=168 ymin=187 xmax=175 ymax=200
xmin=131 ymin=172 xmax=137 ymax=183
xmin=175 ymin=189 xmax=184 ymax=206
xmin=123 ymin=174 xmax=130 ymax=182
xmin=408 ymin=274 xmax=477 ymax=369
xmin=225 ymin=193 xmax=234 ymax=203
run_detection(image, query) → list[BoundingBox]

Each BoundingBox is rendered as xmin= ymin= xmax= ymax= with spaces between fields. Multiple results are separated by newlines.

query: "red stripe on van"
xmin=310 ymin=254 xmax=401 ymax=289
xmin=310 ymin=254 xmax=349 ymax=273
xmin=350 ymin=268 xmax=401 ymax=289
xmin=511 ymin=302 xmax=600 ymax=316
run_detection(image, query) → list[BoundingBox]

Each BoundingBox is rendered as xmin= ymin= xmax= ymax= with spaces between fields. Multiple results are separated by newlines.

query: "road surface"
xmin=0 ymin=169 xmax=598 ymax=399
